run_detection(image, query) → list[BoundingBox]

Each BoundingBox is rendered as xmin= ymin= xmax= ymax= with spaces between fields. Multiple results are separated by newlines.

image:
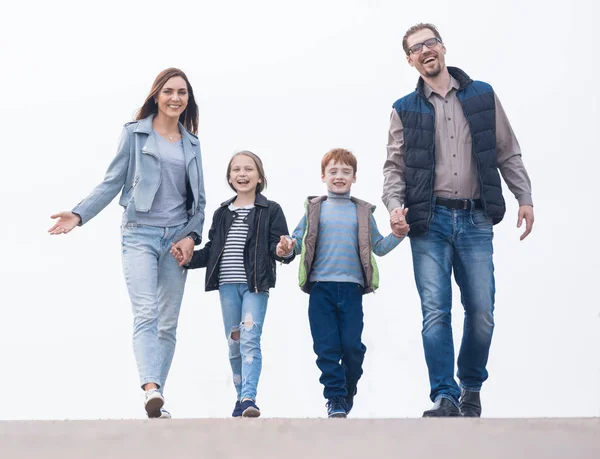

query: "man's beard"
xmin=424 ymin=63 xmax=442 ymax=78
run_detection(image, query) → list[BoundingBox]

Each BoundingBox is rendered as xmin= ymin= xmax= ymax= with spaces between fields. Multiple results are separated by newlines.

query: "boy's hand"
xmin=390 ymin=207 xmax=410 ymax=237
xmin=276 ymin=235 xmax=295 ymax=257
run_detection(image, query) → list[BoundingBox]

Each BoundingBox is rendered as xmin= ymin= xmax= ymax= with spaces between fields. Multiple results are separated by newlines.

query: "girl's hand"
xmin=170 ymin=243 xmax=185 ymax=264
xmin=48 ymin=211 xmax=81 ymax=235
xmin=171 ymin=237 xmax=194 ymax=266
xmin=276 ymin=235 xmax=295 ymax=257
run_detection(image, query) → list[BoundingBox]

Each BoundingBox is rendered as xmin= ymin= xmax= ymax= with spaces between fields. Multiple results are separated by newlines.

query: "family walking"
xmin=48 ymin=23 xmax=534 ymax=419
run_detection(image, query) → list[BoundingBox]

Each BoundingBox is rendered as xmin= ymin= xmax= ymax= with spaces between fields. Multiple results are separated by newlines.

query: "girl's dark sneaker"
xmin=241 ymin=399 xmax=261 ymax=418
xmin=232 ymin=400 xmax=243 ymax=417
xmin=326 ymin=397 xmax=347 ymax=418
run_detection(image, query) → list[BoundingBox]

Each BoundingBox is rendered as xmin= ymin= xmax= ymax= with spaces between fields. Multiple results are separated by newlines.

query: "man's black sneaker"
xmin=459 ymin=390 xmax=482 ymax=417
xmin=422 ymin=398 xmax=460 ymax=417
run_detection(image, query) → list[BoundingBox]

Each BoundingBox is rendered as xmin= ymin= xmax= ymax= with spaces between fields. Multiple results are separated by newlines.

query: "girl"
xmin=177 ymin=151 xmax=294 ymax=417
xmin=48 ymin=68 xmax=206 ymax=419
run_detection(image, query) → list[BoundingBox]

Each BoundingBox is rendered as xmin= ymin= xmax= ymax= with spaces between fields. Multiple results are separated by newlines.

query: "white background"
xmin=1 ymin=0 xmax=598 ymax=419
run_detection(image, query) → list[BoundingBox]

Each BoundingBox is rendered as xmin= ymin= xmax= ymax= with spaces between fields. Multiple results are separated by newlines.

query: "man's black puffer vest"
xmin=392 ymin=66 xmax=506 ymax=236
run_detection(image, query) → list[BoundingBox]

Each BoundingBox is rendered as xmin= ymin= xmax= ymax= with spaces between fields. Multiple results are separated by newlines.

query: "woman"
xmin=48 ymin=68 xmax=206 ymax=419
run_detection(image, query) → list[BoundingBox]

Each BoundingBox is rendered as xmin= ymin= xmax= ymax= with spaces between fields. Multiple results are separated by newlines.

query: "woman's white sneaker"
xmin=159 ymin=408 xmax=172 ymax=419
xmin=144 ymin=389 xmax=164 ymax=418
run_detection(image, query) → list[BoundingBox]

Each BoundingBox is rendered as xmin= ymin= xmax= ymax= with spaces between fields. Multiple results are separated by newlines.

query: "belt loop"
xmin=463 ymin=200 xmax=468 ymax=210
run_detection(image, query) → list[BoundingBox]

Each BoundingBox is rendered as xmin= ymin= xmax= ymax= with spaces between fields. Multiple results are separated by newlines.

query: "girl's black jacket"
xmin=186 ymin=193 xmax=295 ymax=293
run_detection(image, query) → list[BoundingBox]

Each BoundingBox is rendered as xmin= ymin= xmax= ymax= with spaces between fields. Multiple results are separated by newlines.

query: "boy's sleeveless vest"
xmin=392 ymin=66 xmax=506 ymax=236
xmin=297 ymin=196 xmax=379 ymax=295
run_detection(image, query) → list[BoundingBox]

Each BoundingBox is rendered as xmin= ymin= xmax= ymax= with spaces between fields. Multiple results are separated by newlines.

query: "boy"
xmin=281 ymin=148 xmax=410 ymax=418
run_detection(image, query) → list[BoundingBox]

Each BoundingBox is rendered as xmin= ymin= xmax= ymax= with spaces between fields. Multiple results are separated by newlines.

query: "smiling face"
xmin=405 ymin=28 xmax=446 ymax=78
xmin=155 ymin=76 xmax=189 ymax=121
xmin=228 ymin=153 xmax=263 ymax=195
xmin=322 ymin=160 xmax=356 ymax=194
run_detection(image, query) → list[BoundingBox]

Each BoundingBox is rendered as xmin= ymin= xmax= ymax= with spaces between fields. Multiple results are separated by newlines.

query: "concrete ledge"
xmin=1 ymin=418 xmax=598 ymax=458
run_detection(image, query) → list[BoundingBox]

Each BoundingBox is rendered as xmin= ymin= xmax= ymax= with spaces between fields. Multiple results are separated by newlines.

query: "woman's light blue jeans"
xmin=121 ymin=221 xmax=188 ymax=391
xmin=219 ymin=283 xmax=268 ymax=401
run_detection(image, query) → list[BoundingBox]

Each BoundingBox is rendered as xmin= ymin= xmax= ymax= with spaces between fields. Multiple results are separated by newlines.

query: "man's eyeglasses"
xmin=408 ymin=37 xmax=442 ymax=55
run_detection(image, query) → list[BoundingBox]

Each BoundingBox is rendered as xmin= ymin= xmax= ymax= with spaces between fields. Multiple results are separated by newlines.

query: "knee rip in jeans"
xmin=229 ymin=327 xmax=241 ymax=344
xmin=242 ymin=312 xmax=256 ymax=330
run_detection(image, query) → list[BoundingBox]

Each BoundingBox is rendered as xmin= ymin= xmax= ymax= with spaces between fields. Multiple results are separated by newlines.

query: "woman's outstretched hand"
xmin=48 ymin=211 xmax=81 ymax=235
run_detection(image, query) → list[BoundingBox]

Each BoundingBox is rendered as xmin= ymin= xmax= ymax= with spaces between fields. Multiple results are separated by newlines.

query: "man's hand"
xmin=517 ymin=205 xmax=534 ymax=241
xmin=170 ymin=237 xmax=195 ymax=266
xmin=276 ymin=235 xmax=295 ymax=257
xmin=390 ymin=207 xmax=410 ymax=237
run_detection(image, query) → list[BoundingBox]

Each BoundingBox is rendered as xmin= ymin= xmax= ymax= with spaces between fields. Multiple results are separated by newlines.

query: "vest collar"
xmin=416 ymin=66 xmax=473 ymax=98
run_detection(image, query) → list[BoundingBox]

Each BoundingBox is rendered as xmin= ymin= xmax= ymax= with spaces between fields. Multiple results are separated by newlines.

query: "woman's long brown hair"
xmin=135 ymin=68 xmax=199 ymax=135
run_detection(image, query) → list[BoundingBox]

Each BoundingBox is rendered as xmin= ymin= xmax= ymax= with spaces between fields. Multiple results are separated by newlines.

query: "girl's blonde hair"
xmin=227 ymin=151 xmax=268 ymax=194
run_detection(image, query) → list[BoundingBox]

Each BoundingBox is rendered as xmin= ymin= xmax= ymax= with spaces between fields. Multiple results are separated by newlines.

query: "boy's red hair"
xmin=321 ymin=148 xmax=357 ymax=176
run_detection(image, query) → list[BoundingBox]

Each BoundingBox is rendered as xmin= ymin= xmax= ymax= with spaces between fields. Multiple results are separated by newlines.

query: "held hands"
xmin=48 ymin=211 xmax=81 ymax=235
xmin=517 ymin=205 xmax=534 ymax=241
xmin=390 ymin=207 xmax=410 ymax=238
xmin=170 ymin=237 xmax=195 ymax=266
xmin=276 ymin=235 xmax=295 ymax=257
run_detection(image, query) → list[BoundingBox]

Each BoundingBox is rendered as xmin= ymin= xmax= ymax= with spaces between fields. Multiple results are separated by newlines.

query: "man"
xmin=383 ymin=23 xmax=534 ymax=417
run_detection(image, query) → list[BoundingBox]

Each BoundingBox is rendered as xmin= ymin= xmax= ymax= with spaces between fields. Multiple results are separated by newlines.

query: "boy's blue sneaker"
xmin=232 ymin=400 xmax=243 ymax=417
xmin=345 ymin=384 xmax=357 ymax=415
xmin=241 ymin=399 xmax=261 ymax=418
xmin=326 ymin=397 xmax=347 ymax=418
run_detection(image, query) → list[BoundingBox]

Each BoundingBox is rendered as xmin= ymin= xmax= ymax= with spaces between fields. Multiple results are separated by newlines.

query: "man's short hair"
xmin=402 ymin=23 xmax=443 ymax=55
xmin=321 ymin=148 xmax=357 ymax=176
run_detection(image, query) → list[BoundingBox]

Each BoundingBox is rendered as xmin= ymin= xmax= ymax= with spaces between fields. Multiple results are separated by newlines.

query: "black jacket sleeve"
xmin=186 ymin=209 xmax=218 ymax=269
xmin=268 ymin=202 xmax=295 ymax=264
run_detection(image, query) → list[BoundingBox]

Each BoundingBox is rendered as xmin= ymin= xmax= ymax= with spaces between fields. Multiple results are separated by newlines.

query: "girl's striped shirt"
xmin=219 ymin=204 xmax=254 ymax=285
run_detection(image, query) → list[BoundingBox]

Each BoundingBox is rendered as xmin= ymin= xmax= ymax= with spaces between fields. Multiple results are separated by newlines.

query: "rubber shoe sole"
xmin=242 ymin=406 xmax=261 ymax=418
xmin=145 ymin=396 xmax=164 ymax=418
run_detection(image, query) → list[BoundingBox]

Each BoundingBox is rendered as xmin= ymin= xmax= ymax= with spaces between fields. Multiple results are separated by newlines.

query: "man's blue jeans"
xmin=410 ymin=204 xmax=495 ymax=405
xmin=308 ymin=282 xmax=366 ymax=400
xmin=219 ymin=283 xmax=268 ymax=401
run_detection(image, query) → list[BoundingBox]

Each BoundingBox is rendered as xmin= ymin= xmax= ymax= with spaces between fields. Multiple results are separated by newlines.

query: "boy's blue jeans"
xmin=219 ymin=283 xmax=268 ymax=401
xmin=410 ymin=204 xmax=495 ymax=405
xmin=308 ymin=282 xmax=366 ymax=400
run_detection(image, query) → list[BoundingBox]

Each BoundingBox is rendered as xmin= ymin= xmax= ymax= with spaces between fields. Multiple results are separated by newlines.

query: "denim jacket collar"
xmin=135 ymin=114 xmax=198 ymax=165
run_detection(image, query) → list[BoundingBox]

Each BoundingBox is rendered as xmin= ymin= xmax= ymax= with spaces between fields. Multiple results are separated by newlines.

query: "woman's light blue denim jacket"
xmin=72 ymin=114 xmax=206 ymax=244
